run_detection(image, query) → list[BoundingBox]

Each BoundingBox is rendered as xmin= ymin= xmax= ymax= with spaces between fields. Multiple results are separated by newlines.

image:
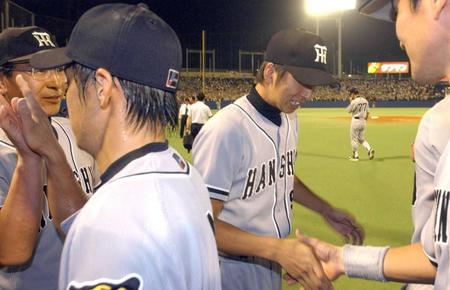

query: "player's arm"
xmin=14 ymin=76 xmax=88 ymax=234
xmin=211 ymin=199 xmax=332 ymax=290
xmin=296 ymin=231 xmax=436 ymax=284
xmin=0 ymin=100 xmax=44 ymax=265
xmin=293 ymin=176 xmax=364 ymax=245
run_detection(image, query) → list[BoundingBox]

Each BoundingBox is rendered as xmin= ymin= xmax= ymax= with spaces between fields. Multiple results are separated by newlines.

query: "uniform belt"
xmin=353 ymin=116 xmax=360 ymax=119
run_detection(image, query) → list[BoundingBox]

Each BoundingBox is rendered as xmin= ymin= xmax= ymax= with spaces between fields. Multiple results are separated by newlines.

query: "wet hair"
xmin=65 ymin=63 xmax=178 ymax=132
xmin=255 ymin=61 xmax=289 ymax=85
xmin=0 ymin=63 xmax=17 ymax=78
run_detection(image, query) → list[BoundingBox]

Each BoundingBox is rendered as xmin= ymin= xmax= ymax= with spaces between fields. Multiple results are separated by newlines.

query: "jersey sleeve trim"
xmin=208 ymin=186 xmax=229 ymax=201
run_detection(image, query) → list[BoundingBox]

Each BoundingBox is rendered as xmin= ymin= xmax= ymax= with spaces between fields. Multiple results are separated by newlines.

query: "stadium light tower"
xmin=305 ymin=0 xmax=356 ymax=79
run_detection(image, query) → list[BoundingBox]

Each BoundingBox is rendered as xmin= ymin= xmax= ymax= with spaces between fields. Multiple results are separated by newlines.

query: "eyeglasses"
xmin=3 ymin=66 xmax=66 ymax=82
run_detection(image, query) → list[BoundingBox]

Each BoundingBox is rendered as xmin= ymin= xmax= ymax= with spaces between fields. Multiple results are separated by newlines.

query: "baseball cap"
xmin=31 ymin=3 xmax=181 ymax=92
xmin=0 ymin=26 xmax=57 ymax=66
xmin=349 ymin=87 xmax=359 ymax=94
xmin=358 ymin=0 xmax=395 ymax=22
xmin=264 ymin=28 xmax=337 ymax=86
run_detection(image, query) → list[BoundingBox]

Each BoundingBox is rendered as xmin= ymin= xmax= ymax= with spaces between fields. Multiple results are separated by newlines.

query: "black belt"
xmin=353 ymin=116 xmax=360 ymax=119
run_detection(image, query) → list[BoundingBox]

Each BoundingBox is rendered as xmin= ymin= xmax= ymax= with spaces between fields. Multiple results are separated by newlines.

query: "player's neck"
xmin=254 ymin=83 xmax=279 ymax=110
xmin=95 ymin=121 xmax=166 ymax=174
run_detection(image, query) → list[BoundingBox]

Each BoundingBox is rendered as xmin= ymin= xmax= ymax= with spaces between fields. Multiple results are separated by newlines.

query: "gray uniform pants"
xmin=350 ymin=119 xmax=367 ymax=151
xmin=219 ymin=254 xmax=282 ymax=290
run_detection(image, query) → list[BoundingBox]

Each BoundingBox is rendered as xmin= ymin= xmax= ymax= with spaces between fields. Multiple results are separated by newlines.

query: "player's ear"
xmin=94 ymin=68 xmax=113 ymax=109
xmin=263 ymin=62 xmax=276 ymax=85
xmin=432 ymin=0 xmax=447 ymax=20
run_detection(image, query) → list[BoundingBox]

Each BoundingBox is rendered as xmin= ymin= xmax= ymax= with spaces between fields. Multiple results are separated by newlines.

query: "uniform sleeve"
xmin=192 ymin=112 xmax=243 ymax=201
xmin=0 ymin=154 xmax=16 ymax=207
xmin=207 ymin=106 xmax=212 ymax=117
xmin=346 ymin=101 xmax=354 ymax=113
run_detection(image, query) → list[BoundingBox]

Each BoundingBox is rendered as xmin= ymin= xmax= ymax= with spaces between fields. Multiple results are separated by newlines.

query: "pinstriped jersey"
xmin=421 ymin=139 xmax=450 ymax=290
xmin=59 ymin=143 xmax=221 ymax=290
xmin=0 ymin=116 xmax=97 ymax=290
xmin=192 ymin=88 xmax=298 ymax=238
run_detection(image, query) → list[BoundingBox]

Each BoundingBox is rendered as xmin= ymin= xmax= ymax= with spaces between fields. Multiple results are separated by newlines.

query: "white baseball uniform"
xmin=59 ymin=142 xmax=221 ymax=290
xmin=0 ymin=117 xmax=97 ymax=290
xmin=192 ymin=87 xmax=298 ymax=290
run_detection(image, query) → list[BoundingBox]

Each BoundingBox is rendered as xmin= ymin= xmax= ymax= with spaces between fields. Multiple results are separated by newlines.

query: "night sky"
xmin=11 ymin=0 xmax=407 ymax=73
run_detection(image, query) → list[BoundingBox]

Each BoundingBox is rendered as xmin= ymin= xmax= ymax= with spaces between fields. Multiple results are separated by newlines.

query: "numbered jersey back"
xmin=349 ymin=97 xmax=369 ymax=119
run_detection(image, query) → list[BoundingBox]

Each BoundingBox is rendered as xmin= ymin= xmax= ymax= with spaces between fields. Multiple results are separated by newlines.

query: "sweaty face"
xmin=271 ymin=71 xmax=313 ymax=114
xmin=5 ymin=62 xmax=67 ymax=116
xmin=65 ymin=73 xmax=104 ymax=157
xmin=395 ymin=0 xmax=448 ymax=84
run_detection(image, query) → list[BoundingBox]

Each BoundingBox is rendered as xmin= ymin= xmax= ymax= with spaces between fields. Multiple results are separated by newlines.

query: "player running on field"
xmin=347 ymin=87 xmax=375 ymax=161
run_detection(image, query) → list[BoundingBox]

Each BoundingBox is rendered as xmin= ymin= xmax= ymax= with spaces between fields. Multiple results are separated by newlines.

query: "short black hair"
xmin=196 ymin=91 xmax=206 ymax=101
xmin=66 ymin=62 xmax=178 ymax=131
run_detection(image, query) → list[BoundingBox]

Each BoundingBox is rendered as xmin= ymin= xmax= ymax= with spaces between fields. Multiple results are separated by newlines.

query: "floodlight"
xmin=305 ymin=0 xmax=356 ymax=15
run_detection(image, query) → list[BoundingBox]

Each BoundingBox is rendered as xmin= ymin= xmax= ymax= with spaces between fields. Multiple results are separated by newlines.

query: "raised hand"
xmin=13 ymin=74 xmax=60 ymax=159
xmin=295 ymin=229 xmax=345 ymax=281
xmin=323 ymin=207 xmax=364 ymax=245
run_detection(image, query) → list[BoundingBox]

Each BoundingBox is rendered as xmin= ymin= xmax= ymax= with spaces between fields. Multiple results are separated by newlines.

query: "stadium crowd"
xmin=177 ymin=75 xmax=438 ymax=102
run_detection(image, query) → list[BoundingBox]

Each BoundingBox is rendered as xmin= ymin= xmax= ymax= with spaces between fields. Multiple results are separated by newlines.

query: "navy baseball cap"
xmin=31 ymin=3 xmax=181 ymax=92
xmin=358 ymin=0 xmax=395 ymax=22
xmin=264 ymin=29 xmax=337 ymax=86
xmin=349 ymin=87 xmax=359 ymax=94
xmin=0 ymin=26 xmax=57 ymax=66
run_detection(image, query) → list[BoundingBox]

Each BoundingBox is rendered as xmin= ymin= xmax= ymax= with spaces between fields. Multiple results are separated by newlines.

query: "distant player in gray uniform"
xmin=347 ymin=87 xmax=374 ymax=161
xmin=407 ymin=93 xmax=450 ymax=290
xmin=193 ymin=29 xmax=364 ymax=290
xmin=8 ymin=4 xmax=220 ymax=290
xmin=291 ymin=1 xmax=450 ymax=289
xmin=0 ymin=26 xmax=97 ymax=290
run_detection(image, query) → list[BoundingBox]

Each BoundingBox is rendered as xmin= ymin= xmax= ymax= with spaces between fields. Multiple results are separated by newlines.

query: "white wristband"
xmin=343 ymin=245 xmax=390 ymax=281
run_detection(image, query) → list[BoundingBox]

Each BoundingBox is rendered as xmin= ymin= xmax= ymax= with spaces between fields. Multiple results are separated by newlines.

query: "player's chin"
xmin=42 ymin=102 xmax=62 ymax=116
xmin=283 ymin=102 xmax=301 ymax=113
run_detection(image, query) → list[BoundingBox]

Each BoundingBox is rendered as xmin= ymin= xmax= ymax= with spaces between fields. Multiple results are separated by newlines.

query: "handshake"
xmin=281 ymin=229 xmax=392 ymax=290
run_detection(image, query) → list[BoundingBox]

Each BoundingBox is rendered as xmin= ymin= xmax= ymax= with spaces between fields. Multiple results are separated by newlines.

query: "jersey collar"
xmin=246 ymin=86 xmax=282 ymax=126
xmin=97 ymin=141 xmax=169 ymax=190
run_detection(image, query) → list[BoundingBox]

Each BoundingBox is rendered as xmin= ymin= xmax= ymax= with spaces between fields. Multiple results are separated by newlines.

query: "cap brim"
xmin=30 ymin=47 xmax=73 ymax=69
xmin=286 ymin=66 xmax=338 ymax=87
xmin=8 ymin=53 xmax=35 ymax=63
xmin=358 ymin=0 xmax=393 ymax=22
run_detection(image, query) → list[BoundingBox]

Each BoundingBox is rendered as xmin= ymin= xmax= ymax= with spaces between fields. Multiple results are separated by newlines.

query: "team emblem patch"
xmin=166 ymin=69 xmax=179 ymax=89
xmin=68 ymin=274 xmax=143 ymax=290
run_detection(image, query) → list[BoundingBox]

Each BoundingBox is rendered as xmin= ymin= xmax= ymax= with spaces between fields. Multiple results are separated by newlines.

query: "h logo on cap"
xmin=314 ymin=44 xmax=327 ymax=64
xmin=32 ymin=31 xmax=56 ymax=47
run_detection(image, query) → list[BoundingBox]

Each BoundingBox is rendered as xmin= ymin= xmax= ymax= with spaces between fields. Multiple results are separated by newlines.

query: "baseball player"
xmin=347 ymin=87 xmax=375 ymax=161
xmin=0 ymin=26 xmax=97 ymax=290
xmin=291 ymin=1 xmax=450 ymax=289
xmin=10 ymin=4 xmax=220 ymax=290
xmin=186 ymin=91 xmax=213 ymax=141
xmin=193 ymin=29 xmax=364 ymax=290
xmin=178 ymin=97 xmax=190 ymax=138
xmin=406 ymin=92 xmax=450 ymax=290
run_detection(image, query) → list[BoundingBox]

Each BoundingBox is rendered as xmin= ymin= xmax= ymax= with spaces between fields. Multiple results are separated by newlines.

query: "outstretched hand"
xmin=277 ymin=238 xmax=334 ymax=290
xmin=323 ymin=207 xmax=364 ymax=245
xmin=295 ymin=229 xmax=345 ymax=281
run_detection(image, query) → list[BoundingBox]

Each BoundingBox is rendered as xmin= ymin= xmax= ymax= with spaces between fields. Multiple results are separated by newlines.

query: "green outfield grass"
xmin=169 ymin=107 xmax=429 ymax=290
